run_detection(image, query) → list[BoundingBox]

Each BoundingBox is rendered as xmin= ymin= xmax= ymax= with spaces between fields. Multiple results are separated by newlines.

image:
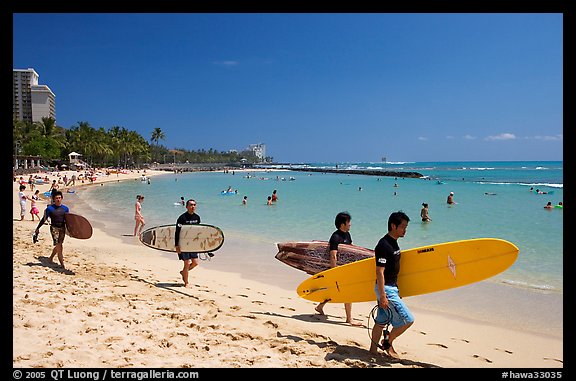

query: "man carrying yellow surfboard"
xmin=369 ymin=211 xmax=414 ymax=359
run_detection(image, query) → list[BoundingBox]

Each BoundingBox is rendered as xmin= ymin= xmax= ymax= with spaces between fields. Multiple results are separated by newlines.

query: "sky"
xmin=12 ymin=13 xmax=563 ymax=163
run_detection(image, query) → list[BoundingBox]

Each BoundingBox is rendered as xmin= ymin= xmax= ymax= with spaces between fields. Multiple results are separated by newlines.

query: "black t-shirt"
xmin=328 ymin=229 xmax=352 ymax=251
xmin=175 ymin=212 xmax=201 ymax=246
xmin=374 ymin=234 xmax=401 ymax=286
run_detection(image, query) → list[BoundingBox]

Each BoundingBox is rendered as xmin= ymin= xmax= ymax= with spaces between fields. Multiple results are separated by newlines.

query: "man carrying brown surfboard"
xmin=315 ymin=212 xmax=363 ymax=327
xmin=34 ymin=191 xmax=70 ymax=269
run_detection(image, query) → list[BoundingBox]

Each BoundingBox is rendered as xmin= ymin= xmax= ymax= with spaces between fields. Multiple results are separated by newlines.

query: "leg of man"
xmin=180 ymin=259 xmax=191 ymax=287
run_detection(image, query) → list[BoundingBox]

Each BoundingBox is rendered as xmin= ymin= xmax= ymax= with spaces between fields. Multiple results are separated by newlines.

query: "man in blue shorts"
xmin=34 ymin=191 xmax=70 ymax=269
xmin=175 ymin=199 xmax=201 ymax=287
xmin=369 ymin=211 xmax=414 ymax=359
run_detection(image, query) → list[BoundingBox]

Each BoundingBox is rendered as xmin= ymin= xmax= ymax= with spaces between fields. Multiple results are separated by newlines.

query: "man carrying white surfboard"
xmin=369 ymin=211 xmax=414 ymax=359
xmin=175 ymin=199 xmax=201 ymax=287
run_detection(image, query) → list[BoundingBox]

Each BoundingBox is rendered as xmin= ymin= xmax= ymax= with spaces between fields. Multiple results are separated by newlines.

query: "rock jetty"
xmin=289 ymin=167 xmax=423 ymax=178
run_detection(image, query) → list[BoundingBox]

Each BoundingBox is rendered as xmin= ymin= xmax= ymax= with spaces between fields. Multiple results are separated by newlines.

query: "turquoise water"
xmin=80 ymin=161 xmax=563 ymax=294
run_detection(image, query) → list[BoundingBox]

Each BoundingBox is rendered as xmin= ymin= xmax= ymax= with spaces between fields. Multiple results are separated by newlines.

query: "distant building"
xmin=247 ymin=143 xmax=266 ymax=162
xmin=13 ymin=68 xmax=56 ymax=123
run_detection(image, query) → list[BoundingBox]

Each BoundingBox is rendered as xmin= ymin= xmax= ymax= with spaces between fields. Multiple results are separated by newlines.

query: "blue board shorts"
xmin=374 ymin=284 xmax=415 ymax=327
xmin=178 ymin=252 xmax=199 ymax=261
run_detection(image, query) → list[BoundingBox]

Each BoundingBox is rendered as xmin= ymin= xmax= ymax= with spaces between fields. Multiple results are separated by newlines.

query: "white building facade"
xmin=247 ymin=143 xmax=267 ymax=162
xmin=13 ymin=68 xmax=56 ymax=123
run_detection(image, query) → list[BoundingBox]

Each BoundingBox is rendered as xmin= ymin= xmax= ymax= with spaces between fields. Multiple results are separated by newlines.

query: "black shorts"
xmin=178 ymin=252 xmax=199 ymax=261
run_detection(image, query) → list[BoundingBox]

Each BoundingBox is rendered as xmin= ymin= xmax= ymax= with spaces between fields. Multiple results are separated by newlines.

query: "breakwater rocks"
xmin=289 ymin=167 xmax=423 ymax=178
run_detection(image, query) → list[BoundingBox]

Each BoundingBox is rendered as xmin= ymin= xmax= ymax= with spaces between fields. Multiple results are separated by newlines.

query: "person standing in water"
xmin=420 ymin=203 xmax=431 ymax=222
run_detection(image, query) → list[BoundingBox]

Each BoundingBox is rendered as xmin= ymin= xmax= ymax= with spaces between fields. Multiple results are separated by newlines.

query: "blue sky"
xmin=13 ymin=13 xmax=563 ymax=163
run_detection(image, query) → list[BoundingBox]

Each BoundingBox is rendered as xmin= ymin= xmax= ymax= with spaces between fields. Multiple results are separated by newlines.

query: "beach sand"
xmin=13 ymin=169 xmax=563 ymax=368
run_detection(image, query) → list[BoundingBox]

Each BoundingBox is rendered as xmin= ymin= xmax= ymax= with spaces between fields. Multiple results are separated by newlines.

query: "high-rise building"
xmin=247 ymin=143 xmax=267 ymax=162
xmin=13 ymin=68 xmax=56 ymax=123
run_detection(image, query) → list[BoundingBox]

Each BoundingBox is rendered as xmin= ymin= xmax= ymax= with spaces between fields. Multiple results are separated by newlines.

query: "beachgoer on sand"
xmin=175 ymin=199 xmax=202 ymax=287
xmin=369 ymin=211 xmax=414 ymax=359
xmin=18 ymin=184 xmax=27 ymax=221
xmin=29 ymin=189 xmax=41 ymax=221
xmin=34 ymin=191 xmax=70 ymax=269
xmin=315 ymin=212 xmax=363 ymax=327
xmin=134 ymin=195 xmax=145 ymax=236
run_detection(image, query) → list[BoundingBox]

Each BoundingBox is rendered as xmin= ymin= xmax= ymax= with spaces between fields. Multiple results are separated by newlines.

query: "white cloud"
xmin=213 ymin=60 xmax=239 ymax=66
xmin=485 ymin=133 xmax=516 ymax=141
xmin=463 ymin=134 xmax=476 ymax=140
xmin=418 ymin=136 xmax=428 ymax=141
xmin=527 ymin=134 xmax=563 ymax=141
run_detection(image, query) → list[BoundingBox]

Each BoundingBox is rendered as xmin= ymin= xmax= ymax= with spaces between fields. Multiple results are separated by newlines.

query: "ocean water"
xmin=78 ymin=161 xmax=563 ymax=294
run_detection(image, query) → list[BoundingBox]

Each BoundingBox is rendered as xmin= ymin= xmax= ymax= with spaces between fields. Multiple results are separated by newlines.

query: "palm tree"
xmin=150 ymin=127 xmax=166 ymax=163
xmin=150 ymin=127 xmax=166 ymax=146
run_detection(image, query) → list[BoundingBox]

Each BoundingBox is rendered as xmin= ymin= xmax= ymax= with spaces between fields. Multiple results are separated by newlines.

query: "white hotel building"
xmin=13 ymin=68 xmax=56 ymax=123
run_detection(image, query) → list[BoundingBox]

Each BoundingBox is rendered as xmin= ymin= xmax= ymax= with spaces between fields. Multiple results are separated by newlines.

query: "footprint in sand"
xmin=473 ymin=354 xmax=493 ymax=363
xmin=264 ymin=320 xmax=278 ymax=328
xmin=427 ymin=343 xmax=448 ymax=349
xmin=543 ymin=357 xmax=563 ymax=364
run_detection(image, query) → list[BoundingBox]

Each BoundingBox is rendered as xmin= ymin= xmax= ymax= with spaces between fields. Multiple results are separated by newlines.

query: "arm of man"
xmin=35 ymin=208 xmax=49 ymax=233
xmin=175 ymin=216 xmax=183 ymax=254
xmin=329 ymin=249 xmax=338 ymax=268
xmin=376 ymin=266 xmax=388 ymax=309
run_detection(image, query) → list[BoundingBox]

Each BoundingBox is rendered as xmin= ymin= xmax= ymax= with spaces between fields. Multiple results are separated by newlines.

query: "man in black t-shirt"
xmin=369 ymin=211 xmax=414 ymax=359
xmin=175 ymin=199 xmax=201 ymax=287
xmin=315 ymin=212 xmax=363 ymax=326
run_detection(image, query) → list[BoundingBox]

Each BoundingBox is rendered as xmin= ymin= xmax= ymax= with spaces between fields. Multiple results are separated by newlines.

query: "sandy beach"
xmin=13 ymin=169 xmax=563 ymax=368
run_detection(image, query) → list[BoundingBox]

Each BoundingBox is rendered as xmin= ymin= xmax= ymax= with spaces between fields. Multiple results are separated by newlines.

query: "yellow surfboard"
xmin=296 ymin=238 xmax=519 ymax=303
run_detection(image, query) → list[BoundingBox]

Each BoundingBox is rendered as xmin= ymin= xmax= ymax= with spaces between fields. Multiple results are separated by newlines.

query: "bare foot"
xmin=315 ymin=305 xmax=325 ymax=315
xmin=346 ymin=320 xmax=365 ymax=327
xmin=386 ymin=344 xmax=400 ymax=359
xmin=179 ymin=270 xmax=188 ymax=286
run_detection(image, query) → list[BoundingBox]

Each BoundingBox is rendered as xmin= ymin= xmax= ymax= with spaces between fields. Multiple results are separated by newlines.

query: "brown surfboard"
xmin=64 ymin=213 xmax=93 ymax=239
xmin=275 ymin=241 xmax=373 ymax=275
